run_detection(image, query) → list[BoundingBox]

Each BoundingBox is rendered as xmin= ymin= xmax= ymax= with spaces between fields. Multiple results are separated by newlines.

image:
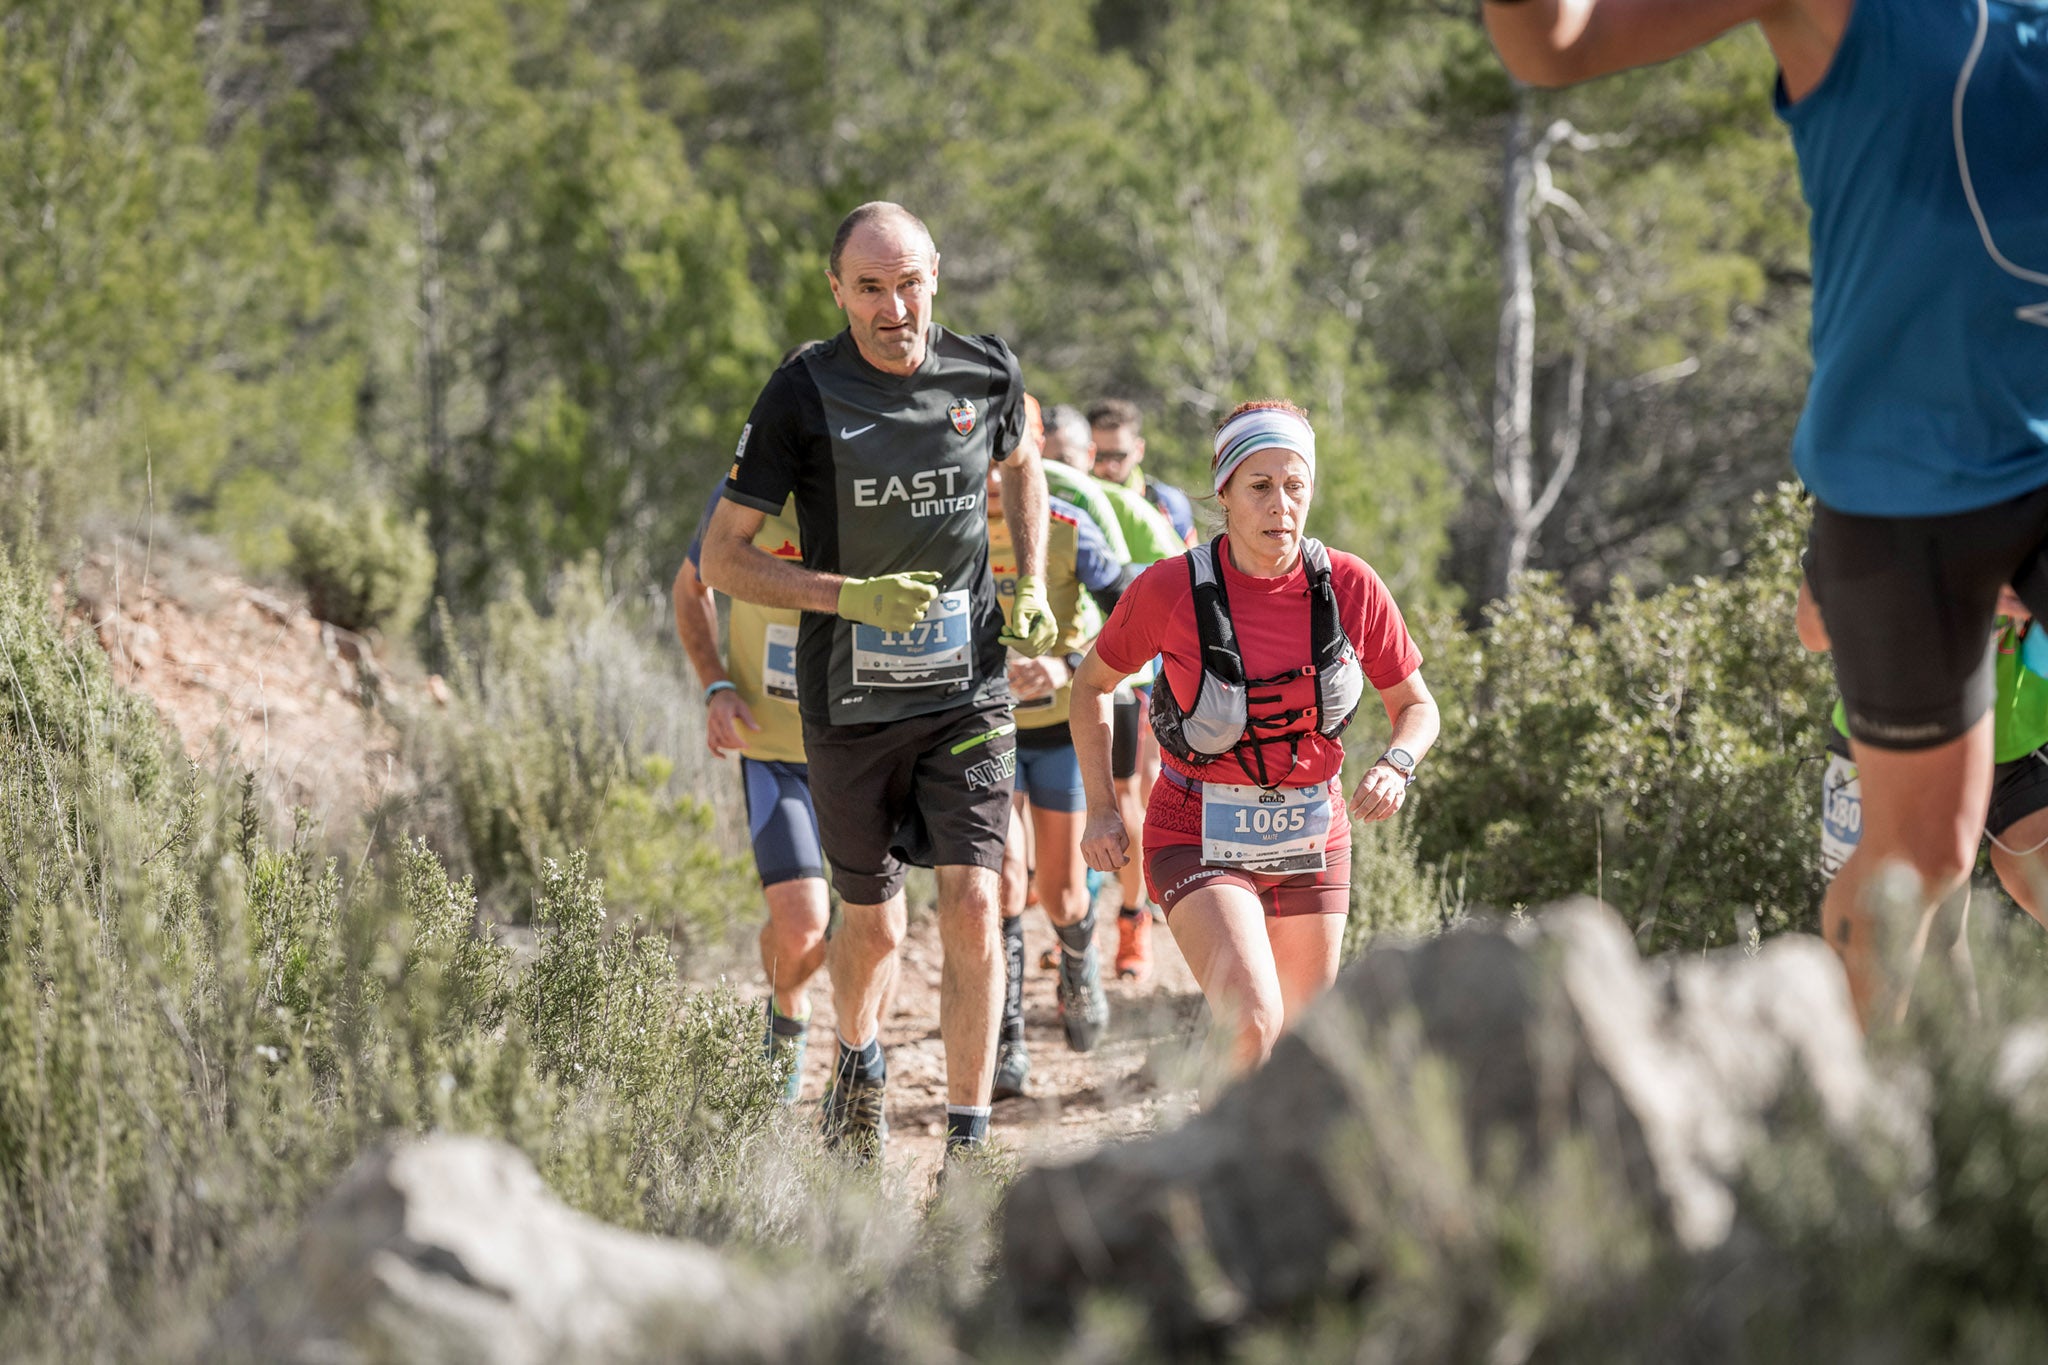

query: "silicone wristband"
xmin=703 ymin=680 xmax=738 ymax=705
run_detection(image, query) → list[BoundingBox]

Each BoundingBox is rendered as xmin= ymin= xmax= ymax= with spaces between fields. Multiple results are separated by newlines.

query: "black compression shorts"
xmin=1807 ymin=487 xmax=2048 ymax=750
xmin=1111 ymin=689 xmax=1141 ymax=780
xmin=801 ymin=698 xmax=1016 ymax=904
xmin=1988 ymin=751 xmax=2048 ymax=841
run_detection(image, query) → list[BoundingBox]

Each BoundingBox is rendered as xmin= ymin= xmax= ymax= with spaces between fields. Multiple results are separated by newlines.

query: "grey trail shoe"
xmin=991 ymin=1037 xmax=1031 ymax=1100
xmin=820 ymin=1065 xmax=889 ymax=1162
xmin=1058 ymin=941 xmax=1110 ymax=1053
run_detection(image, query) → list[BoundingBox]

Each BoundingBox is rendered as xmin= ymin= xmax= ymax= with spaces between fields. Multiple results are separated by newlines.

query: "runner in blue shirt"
xmin=1484 ymin=0 xmax=2048 ymax=1028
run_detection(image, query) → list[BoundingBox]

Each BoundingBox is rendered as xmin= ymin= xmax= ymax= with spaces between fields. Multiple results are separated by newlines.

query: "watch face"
xmin=1385 ymin=748 xmax=1416 ymax=771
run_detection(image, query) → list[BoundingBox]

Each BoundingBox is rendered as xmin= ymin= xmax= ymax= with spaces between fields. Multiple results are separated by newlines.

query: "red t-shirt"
xmin=1093 ymin=540 xmax=1422 ymax=850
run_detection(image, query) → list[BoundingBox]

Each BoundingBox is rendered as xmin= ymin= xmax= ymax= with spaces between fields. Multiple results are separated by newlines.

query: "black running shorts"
xmin=1988 ymin=750 xmax=2048 ymax=840
xmin=1807 ymin=486 xmax=2048 ymax=751
xmin=1111 ymin=688 xmax=1141 ymax=780
xmin=802 ymin=699 xmax=1017 ymax=904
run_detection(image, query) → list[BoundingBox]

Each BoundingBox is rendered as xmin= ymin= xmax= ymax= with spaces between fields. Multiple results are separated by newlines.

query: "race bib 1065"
xmin=1200 ymin=779 xmax=1334 ymax=874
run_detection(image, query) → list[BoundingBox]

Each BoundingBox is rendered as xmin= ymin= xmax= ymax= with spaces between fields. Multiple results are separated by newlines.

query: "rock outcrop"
xmin=997 ymin=899 xmax=1907 ymax=1348
xmin=211 ymin=1135 xmax=785 ymax=1365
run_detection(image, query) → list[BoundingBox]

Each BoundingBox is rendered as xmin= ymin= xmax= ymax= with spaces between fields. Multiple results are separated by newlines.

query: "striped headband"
xmin=1211 ymin=407 xmax=1316 ymax=493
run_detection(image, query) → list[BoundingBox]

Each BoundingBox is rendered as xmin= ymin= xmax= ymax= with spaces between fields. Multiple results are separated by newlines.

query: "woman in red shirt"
xmin=1071 ymin=399 xmax=1440 ymax=1073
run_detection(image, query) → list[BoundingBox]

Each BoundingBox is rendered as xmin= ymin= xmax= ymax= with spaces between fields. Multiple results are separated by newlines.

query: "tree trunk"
xmin=1491 ymin=91 xmax=1538 ymax=599
xmin=404 ymin=112 xmax=454 ymax=643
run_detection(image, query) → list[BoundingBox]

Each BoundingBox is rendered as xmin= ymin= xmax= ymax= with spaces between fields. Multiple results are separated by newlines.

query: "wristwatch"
xmin=1063 ymin=651 xmax=1087 ymax=676
xmin=1376 ymin=746 xmax=1418 ymax=784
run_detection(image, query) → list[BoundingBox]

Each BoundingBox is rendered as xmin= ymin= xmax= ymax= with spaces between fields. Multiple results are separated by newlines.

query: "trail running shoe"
xmin=1115 ymin=909 xmax=1153 ymax=985
xmin=762 ymin=1002 xmax=808 ymax=1107
xmin=820 ymin=1066 xmax=889 ymax=1162
xmin=991 ymin=1037 xmax=1032 ymax=1100
xmin=1058 ymin=940 xmax=1110 ymax=1053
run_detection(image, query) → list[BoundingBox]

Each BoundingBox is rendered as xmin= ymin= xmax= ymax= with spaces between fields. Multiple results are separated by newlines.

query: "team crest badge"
xmin=948 ymin=399 xmax=977 ymax=435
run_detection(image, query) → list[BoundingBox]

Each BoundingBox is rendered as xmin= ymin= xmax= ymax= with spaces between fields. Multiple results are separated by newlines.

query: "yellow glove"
xmin=1000 ymin=574 xmax=1058 ymax=657
xmin=838 ymin=571 xmax=942 ymax=632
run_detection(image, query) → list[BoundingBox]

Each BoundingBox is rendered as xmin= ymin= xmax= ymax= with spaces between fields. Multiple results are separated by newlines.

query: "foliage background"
xmin=4 ymin=0 xmax=1984 ymax=1359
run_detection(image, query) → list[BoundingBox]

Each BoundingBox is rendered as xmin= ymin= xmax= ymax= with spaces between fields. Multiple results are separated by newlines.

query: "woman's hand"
xmin=1080 ymin=805 xmax=1132 ymax=871
xmin=706 ymin=690 xmax=760 ymax=757
xmin=1348 ymin=762 xmax=1409 ymax=823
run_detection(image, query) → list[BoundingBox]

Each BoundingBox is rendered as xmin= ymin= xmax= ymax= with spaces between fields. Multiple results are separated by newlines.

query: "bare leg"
xmin=936 ymin=863 xmax=1003 ymax=1108
xmin=1000 ymin=799 xmax=1030 ymax=923
xmin=1166 ymin=884 xmax=1285 ymax=1073
xmin=1990 ymin=806 xmax=2048 ymax=930
xmin=1826 ymin=719 xmax=1992 ymax=1028
xmin=1266 ymin=912 xmax=1347 ymax=1031
xmin=1114 ymin=775 xmax=1148 ymax=909
xmin=1919 ymin=882 xmax=1980 ymax=1022
xmin=760 ymin=876 xmax=830 ymax=1019
xmin=1031 ymin=806 xmax=1090 ymax=931
xmin=828 ymin=891 xmax=907 ymax=1047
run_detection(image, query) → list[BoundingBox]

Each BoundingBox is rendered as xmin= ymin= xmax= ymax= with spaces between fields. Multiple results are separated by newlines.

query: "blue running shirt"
xmin=1776 ymin=0 xmax=2048 ymax=515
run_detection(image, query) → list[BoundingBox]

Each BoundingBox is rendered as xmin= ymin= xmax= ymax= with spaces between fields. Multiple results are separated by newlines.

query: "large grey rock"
xmin=997 ymin=899 xmax=1902 ymax=1347
xmin=211 ymin=1135 xmax=783 ymax=1365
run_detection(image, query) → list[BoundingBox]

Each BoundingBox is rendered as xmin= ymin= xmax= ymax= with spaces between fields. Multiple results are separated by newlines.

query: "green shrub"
xmin=406 ymin=558 xmax=753 ymax=940
xmin=1412 ymin=485 xmax=1832 ymax=951
xmin=0 ymin=346 xmax=64 ymax=556
xmin=285 ymin=498 xmax=434 ymax=637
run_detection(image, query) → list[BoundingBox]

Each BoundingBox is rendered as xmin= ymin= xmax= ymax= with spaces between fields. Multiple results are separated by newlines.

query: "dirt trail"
xmin=797 ymin=902 xmax=1207 ymax=1184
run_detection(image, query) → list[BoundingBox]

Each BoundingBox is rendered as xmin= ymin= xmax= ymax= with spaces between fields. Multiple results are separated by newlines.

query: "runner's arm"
xmin=1071 ymin=503 xmax=1137 ymax=617
xmin=996 ymin=432 xmax=1050 ymax=580
xmin=1071 ymin=647 xmax=1134 ymax=870
xmin=1483 ymin=0 xmax=1830 ymax=90
xmin=673 ymin=554 xmax=759 ymax=756
xmin=1350 ymin=670 xmax=1442 ymax=823
xmin=1376 ymin=670 xmax=1441 ymax=767
xmin=698 ymin=498 xmax=845 ymax=613
xmin=672 ymin=556 xmax=730 ymax=687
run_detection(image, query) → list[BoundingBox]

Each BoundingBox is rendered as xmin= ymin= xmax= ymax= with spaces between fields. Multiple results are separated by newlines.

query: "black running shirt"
xmin=722 ymin=326 xmax=1027 ymax=727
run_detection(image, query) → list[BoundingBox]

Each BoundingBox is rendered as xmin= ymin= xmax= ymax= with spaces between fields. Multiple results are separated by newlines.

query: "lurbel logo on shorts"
xmin=949 ymin=399 xmax=976 ymax=435
xmin=852 ymin=467 xmax=980 ymax=518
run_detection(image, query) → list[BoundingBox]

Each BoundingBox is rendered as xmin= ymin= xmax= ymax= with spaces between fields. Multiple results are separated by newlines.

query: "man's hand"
xmin=837 ymin=571 xmax=942 ymax=631
xmin=1007 ymin=654 xmax=1069 ymax=702
xmin=706 ymin=689 xmax=760 ymax=758
xmin=1001 ymin=574 xmax=1058 ymax=657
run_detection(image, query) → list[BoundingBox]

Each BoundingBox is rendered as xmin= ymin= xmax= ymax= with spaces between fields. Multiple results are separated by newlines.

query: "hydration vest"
xmin=1149 ymin=535 xmax=1366 ymax=786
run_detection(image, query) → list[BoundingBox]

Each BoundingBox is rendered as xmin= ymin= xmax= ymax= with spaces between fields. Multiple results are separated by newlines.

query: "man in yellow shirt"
xmin=675 ymin=483 xmax=830 ymax=1106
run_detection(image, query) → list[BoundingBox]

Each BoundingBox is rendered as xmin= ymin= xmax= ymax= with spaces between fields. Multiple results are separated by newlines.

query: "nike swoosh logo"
xmin=840 ymin=423 xmax=877 ymax=439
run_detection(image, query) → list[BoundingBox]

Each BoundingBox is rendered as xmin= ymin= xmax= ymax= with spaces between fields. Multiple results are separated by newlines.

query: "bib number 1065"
xmin=1231 ymin=806 xmax=1314 ymax=836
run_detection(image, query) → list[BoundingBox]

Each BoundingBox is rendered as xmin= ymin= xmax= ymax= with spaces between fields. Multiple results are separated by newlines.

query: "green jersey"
xmin=1831 ymin=618 xmax=2048 ymax=763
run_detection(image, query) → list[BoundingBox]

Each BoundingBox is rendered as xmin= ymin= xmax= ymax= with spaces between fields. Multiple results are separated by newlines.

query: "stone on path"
xmin=997 ymin=899 xmax=1905 ymax=1348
